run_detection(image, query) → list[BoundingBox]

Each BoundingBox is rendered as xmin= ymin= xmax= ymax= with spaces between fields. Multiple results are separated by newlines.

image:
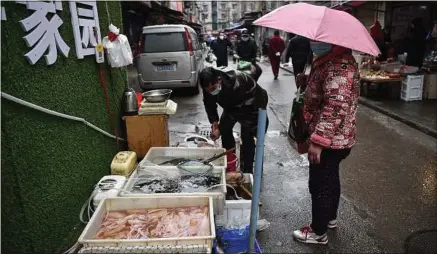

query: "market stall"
xmin=358 ymin=58 xmax=434 ymax=102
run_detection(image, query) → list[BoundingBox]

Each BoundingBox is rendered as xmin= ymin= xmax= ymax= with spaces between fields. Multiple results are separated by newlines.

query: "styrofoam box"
xmin=120 ymin=166 xmax=227 ymax=215
xmin=78 ymin=196 xmax=215 ymax=251
xmin=222 ymin=174 xmax=259 ymax=222
xmin=144 ymin=147 xmax=227 ymax=170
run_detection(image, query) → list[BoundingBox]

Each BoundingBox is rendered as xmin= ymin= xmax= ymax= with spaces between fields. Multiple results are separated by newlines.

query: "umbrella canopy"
xmin=253 ymin=3 xmax=380 ymax=56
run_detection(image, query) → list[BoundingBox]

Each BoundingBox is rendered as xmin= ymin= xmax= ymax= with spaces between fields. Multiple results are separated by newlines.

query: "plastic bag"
xmin=102 ymin=24 xmax=133 ymax=68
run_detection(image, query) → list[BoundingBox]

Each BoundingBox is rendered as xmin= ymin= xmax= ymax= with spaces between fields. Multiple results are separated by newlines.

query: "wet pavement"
xmin=134 ymin=60 xmax=437 ymax=253
xmin=358 ymin=97 xmax=437 ymax=138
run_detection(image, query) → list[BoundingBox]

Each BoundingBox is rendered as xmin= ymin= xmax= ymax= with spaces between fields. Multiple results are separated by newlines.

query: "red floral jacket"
xmin=303 ymin=47 xmax=360 ymax=149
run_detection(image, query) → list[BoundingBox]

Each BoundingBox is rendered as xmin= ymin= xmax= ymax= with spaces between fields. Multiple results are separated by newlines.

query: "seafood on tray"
xmin=94 ymin=206 xmax=210 ymax=240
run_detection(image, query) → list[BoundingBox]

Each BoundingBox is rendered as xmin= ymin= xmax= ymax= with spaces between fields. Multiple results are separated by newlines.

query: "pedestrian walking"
xmin=199 ymin=66 xmax=269 ymax=174
xmin=268 ymin=30 xmax=285 ymax=80
xmin=285 ymin=35 xmax=312 ymax=81
xmin=292 ymin=43 xmax=360 ymax=244
xmin=235 ymin=30 xmax=262 ymax=81
xmin=211 ymin=32 xmax=232 ymax=67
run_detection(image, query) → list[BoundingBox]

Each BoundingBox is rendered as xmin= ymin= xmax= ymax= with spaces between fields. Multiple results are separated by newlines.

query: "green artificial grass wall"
xmin=1 ymin=2 xmax=125 ymax=253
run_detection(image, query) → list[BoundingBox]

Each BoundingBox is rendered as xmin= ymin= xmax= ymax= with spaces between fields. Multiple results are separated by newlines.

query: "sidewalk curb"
xmin=358 ymin=97 xmax=437 ymax=139
xmin=280 ymin=65 xmax=437 ymax=138
xmin=280 ymin=66 xmax=293 ymax=74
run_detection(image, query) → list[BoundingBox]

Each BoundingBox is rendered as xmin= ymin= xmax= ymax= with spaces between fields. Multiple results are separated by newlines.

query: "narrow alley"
xmin=167 ymin=61 xmax=437 ymax=253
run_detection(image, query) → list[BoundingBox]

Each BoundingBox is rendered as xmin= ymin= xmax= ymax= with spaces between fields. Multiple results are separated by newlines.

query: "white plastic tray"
xmin=143 ymin=147 xmax=227 ymax=170
xmin=120 ymin=166 xmax=226 ymax=215
xmin=78 ymin=196 xmax=215 ymax=251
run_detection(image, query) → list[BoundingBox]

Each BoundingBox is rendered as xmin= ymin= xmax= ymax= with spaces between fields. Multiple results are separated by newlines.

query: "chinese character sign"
xmin=1 ymin=6 xmax=6 ymax=21
xmin=69 ymin=0 xmax=102 ymax=59
xmin=18 ymin=1 xmax=70 ymax=65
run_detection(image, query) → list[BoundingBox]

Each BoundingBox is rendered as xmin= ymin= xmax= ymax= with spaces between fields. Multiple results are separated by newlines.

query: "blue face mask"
xmin=210 ymin=85 xmax=221 ymax=96
xmin=310 ymin=41 xmax=333 ymax=56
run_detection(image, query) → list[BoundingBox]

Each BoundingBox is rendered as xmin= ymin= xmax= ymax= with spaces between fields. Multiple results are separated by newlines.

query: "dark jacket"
xmin=406 ymin=19 xmax=427 ymax=67
xmin=211 ymin=38 xmax=232 ymax=60
xmin=236 ymin=38 xmax=258 ymax=62
xmin=268 ymin=35 xmax=285 ymax=57
xmin=286 ymin=35 xmax=311 ymax=64
xmin=203 ymin=69 xmax=268 ymax=126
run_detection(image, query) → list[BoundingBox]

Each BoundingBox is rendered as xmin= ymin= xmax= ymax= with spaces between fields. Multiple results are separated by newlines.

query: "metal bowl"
xmin=142 ymin=89 xmax=172 ymax=103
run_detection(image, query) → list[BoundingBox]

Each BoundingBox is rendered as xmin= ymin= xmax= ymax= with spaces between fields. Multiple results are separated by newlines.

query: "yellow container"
xmin=110 ymin=151 xmax=137 ymax=177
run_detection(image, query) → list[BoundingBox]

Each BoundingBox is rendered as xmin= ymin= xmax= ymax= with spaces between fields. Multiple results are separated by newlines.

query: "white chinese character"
xmin=1 ymin=6 xmax=6 ymax=21
xmin=69 ymin=1 xmax=101 ymax=59
xmin=17 ymin=1 xmax=70 ymax=65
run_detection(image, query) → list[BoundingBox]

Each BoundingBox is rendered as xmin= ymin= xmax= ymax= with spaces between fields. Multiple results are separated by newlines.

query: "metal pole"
xmin=248 ymin=108 xmax=267 ymax=253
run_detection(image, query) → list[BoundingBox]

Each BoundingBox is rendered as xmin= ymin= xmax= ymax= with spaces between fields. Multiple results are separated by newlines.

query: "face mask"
xmin=310 ymin=41 xmax=333 ymax=56
xmin=219 ymin=36 xmax=224 ymax=40
xmin=210 ymin=85 xmax=221 ymax=96
xmin=241 ymin=36 xmax=249 ymax=42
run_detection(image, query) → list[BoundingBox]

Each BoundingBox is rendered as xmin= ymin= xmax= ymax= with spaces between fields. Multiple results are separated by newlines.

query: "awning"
xmin=151 ymin=1 xmax=184 ymax=17
xmin=331 ymin=1 xmax=367 ymax=11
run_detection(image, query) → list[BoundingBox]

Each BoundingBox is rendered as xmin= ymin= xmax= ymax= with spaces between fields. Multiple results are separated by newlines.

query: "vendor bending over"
xmin=199 ymin=66 xmax=269 ymax=174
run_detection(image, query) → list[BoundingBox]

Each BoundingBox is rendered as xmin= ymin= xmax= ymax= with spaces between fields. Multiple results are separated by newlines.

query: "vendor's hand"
xmin=275 ymin=52 xmax=281 ymax=56
xmin=308 ymin=143 xmax=323 ymax=164
xmin=211 ymin=121 xmax=219 ymax=131
xmin=211 ymin=128 xmax=221 ymax=141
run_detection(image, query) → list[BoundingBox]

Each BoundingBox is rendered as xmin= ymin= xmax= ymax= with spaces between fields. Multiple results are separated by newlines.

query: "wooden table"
xmin=123 ymin=115 xmax=169 ymax=158
xmin=360 ymin=77 xmax=404 ymax=99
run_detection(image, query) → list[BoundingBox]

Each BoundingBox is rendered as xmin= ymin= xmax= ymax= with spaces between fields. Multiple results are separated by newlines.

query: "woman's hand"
xmin=308 ymin=142 xmax=323 ymax=164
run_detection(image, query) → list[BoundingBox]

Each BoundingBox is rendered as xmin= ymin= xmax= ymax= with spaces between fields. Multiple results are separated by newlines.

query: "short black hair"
xmin=199 ymin=67 xmax=220 ymax=88
xmin=274 ymin=30 xmax=280 ymax=36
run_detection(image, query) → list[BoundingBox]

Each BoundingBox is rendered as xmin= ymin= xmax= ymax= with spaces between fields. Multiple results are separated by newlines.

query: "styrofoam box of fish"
xmin=78 ymin=196 xmax=215 ymax=251
xmin=222 ymin=174 xmax=259 ymax=223
xmin=120 ymin=166 xmax=226 ymax=215
xmin=143 ymin=147 xmax=227 ymax=170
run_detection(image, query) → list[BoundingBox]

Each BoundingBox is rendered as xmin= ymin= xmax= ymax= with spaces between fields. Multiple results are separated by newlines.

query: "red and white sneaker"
xmin=292 ymin=225 xmax=328 ymax=245
xmin=328 ymin=219 xmax=337 ymax=229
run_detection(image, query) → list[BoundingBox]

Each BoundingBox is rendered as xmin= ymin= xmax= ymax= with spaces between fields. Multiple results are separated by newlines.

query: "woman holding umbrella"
xmin=253 ymin=3 xmax=380 ymax=245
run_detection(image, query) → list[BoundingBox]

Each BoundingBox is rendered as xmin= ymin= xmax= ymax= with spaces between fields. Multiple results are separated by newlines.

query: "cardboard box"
xmin=423 ymin=74 xmax=437 ymax=99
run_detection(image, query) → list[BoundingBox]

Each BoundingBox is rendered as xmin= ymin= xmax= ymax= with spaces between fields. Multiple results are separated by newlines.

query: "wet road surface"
xmin=134 ymin=61 xmax=437 ymax=253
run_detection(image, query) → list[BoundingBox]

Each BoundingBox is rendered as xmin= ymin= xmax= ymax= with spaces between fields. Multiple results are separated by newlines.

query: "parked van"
xmin=136 ymin=24 xmax=203 ymax=94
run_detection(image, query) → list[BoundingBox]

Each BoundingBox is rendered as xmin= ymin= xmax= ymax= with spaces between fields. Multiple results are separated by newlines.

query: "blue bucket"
xmin=214 ymin=226 xmax=262 ymax=254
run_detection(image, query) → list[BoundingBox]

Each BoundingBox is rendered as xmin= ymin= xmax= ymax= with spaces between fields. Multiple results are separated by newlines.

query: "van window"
xmin=142 ymin=32 xmax=188 ymax=53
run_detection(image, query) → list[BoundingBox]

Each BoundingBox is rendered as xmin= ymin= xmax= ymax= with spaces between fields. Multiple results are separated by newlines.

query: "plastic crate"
xmin=402 ymin=75 xmax=424 ymax=89
xmin=78 ymin=196 xmax=215 ymax=251
xmin=401 ymin=88 xmax=423 ymax=102
xmin=121 ymin=167 xmax=227 ymax=215
xmin=215 ymin=226 xmax=262 ymax=254
xmin=143 ymin=147 xmax=227 ymax=171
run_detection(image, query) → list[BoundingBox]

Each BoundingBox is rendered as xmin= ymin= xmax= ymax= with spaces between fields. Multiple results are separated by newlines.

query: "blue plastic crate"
xmin=214 ymin=226 xmax=262 ymax=254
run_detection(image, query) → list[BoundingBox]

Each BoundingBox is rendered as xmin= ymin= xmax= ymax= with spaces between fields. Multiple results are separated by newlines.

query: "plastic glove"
xmin=233 ymin=54 xmax=240 ymax=59
xmin=275 ymin=52 xmax=281 ymax=56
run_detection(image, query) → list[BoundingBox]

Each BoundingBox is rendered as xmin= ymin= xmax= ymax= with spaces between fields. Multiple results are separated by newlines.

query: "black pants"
xmin=292 ymin=60 xmax=306 ymax=82
xmin=309 ymin=148 xmax=351 ymax=235
xmin=220 ymin=110 xmax=269 ymax=174
xmin=216 ymin=56 xmax=228 ymax=67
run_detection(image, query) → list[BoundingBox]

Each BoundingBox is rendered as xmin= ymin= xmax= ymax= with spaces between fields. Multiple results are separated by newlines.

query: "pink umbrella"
xmin=253 ymin=3 xmax=380 ymax=56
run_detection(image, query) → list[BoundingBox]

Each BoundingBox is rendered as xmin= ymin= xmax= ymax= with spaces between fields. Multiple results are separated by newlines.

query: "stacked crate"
xmin=401 ymin=75 xmax=424 ymax=102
